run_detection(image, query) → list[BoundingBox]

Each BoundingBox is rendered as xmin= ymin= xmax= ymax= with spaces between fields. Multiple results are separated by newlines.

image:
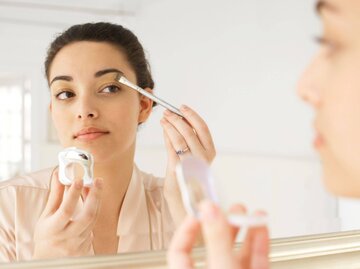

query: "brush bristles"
xmin=114 ymin=71 xmax=124 ymax=82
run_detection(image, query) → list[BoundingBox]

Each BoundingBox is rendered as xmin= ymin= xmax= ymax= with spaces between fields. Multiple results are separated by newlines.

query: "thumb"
xmin=251 ymin=226 xmax=270 ymax=269
xmin=200 ymin=200 xmax=236 ymax=269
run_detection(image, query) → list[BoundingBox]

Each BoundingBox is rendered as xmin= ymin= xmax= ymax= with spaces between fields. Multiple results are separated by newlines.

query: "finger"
xmin=199 ymin=200 xmax=236 ymax=269
xmin=251 ymin=226 xmax=270 ymax=269
xmin=179 ymin=105 xmax=216 ymax=158
xmin=74 ymin=178 xmax=103 ymax=233
xmin=237 ymin=211 xmax=268 ymax=268
xmin=163 ymin=128 xmax=178 ymax=166
xmin=42 ymin=170 xmax=65 ymax=216
xmin=54 ymin=179 xmax=84 ymax=226
xmin=163 ymin=110 xmax=207 ymax=158
xmin=161 ymin=117 xmax=193 ymax=160
xmin=167 ymin=216 xmax=200 ymax=269
xmin=228 ymin=204 xmax=247 ymax=242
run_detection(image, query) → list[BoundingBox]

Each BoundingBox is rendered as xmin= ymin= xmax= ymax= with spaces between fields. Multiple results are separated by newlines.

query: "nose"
xmin=77 ymin=112 xmax=97 ymax=119
xmin=76 ymin=96 xmax=99 ymax=120
xmin=297 ymin=54 xmax=323 ymax=108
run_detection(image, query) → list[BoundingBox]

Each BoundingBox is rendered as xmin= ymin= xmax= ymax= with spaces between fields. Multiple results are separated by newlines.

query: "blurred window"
xmin=0 ymin=77 xmax=31 ymax=181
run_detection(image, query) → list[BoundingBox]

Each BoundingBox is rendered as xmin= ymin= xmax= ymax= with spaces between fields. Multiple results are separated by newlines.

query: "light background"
xmin=0 ymin=0 xmax=359 ymax=239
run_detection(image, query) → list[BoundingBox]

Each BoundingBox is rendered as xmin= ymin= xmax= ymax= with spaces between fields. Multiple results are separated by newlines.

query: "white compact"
xmin=58 ymin=147 xmax=94 ymax=186
xmin=176 ymin=156 xmax=267 ymax=228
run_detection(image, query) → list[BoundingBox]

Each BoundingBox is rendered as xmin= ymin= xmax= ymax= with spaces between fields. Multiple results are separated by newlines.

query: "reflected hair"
xmin=44 ymin=22 xmax=156 ymax=106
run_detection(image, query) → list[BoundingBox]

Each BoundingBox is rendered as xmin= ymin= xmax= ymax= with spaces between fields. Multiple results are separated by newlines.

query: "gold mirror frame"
xmin=2 ymin=231 xmax=360 ymax=269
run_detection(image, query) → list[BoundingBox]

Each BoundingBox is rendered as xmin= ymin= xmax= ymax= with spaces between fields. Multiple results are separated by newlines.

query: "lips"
xmin=314 ymin=133 xmax=325 ymax=148
xmin=74 ymin=127 xmax=109 ymax=141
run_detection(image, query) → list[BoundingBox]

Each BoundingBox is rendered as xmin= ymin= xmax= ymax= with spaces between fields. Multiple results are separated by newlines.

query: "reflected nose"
xmin=297 ymin=55 xmax=323 ymax=108
xmin=77 ymin=112 xmax=97 ymax=119
xmin=76 ymin=97 xmax=99 ymax=119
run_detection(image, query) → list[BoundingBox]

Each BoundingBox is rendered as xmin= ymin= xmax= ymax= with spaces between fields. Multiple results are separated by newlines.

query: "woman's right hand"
xmin=32 ymin=170 xmax=103 ymax=259
xmin=167 ymin=201 xmax=269 ymax=269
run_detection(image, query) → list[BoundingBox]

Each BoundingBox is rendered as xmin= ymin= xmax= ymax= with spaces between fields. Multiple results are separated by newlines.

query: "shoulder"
xmin=0 ymin=167 xmax=55 ymax=193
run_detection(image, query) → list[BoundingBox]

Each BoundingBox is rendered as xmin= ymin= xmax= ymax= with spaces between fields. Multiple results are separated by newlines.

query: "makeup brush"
xmin=114 ymin=71 xmax=183 ymax=117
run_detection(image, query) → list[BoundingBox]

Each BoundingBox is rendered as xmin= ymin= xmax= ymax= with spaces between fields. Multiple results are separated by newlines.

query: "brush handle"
xmin=118 ymin=76 xmax=184 ymax=117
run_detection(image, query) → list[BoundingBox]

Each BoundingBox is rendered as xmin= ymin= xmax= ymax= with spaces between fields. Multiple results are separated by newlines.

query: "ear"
xmin=138 ymin=87 xmax=154 ymax=124
xmin=49 ymin=101 xmax=52 ymax=112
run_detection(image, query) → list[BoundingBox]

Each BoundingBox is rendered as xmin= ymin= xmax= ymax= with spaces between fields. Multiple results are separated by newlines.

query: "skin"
xmin=33 ymin=41 xmax=216 ymax=258
xmin=167 ymin=202 xmax=269 ymax=269
xmin=169 ymin=0 xmax=360 ymax=268
xmin=298 ymin=0 xmax=360 ymax=197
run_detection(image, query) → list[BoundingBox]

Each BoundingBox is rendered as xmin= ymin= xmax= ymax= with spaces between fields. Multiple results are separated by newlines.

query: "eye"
xmin=56 ymin=91 xmax=75 ymax=100
xmin=100 ymin=84 xmax=121 ymax=94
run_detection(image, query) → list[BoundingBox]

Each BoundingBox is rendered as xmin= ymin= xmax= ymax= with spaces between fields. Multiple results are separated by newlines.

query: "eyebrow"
xmin=49 ymin=68 xmax=123 ymax=86
xmin=316 ymin=0 xmax=338 ymax=15
xmin=49 ymin=75 xmax=72 ymax=86
xmin=94 ymin=68 xmax=123 ymax=77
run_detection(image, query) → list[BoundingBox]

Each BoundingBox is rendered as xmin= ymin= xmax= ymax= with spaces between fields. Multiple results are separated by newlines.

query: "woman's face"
xmin=298 ymin=0 xmax=360 ymax=197
xmin=49 ymin=41 xmax=152 ymax=163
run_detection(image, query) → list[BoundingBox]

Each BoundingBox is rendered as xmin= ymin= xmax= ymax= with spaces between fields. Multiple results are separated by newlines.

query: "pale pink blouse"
xmin=0 ymin=165 xmax=175 ymax=262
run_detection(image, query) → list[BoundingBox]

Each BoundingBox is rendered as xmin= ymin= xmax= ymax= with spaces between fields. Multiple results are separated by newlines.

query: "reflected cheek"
xmin=51 ymin=109 xmax=73 ymax=144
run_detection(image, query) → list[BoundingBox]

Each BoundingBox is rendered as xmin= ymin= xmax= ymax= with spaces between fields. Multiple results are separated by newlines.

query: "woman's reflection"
xmin=0 ymin=22 xmax=215 ymax=261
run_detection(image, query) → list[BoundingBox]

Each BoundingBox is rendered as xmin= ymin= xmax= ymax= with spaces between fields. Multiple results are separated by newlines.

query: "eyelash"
xmin=314 ymin=36 xmax=338 ymax=53
xmin=100 ymin=83 xmax=122 ymax=94
xmin=54 ymin=84 xmax=122 ymax=100
xmin=55 ymin=91 xmax=75 ymax=100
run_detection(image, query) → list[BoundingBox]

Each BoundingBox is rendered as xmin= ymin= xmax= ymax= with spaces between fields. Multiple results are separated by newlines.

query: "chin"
xmin=322 ymin=165 xmax=360 ymax=199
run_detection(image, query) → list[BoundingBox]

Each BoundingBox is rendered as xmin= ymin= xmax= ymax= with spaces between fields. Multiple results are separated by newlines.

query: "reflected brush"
xmin=114 ymin=71 xmax=183 ymax=117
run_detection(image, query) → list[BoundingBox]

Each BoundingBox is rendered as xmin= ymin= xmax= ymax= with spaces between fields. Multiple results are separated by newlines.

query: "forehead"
xmin=49 ymin=41 xmax=134 ymax=80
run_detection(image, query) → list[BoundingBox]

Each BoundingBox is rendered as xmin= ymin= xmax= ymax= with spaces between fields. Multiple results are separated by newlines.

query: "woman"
xmin=168 ymin=0 xmax=357 ymax=268
xmin=0 ymin=22 xmax=215 ymax=261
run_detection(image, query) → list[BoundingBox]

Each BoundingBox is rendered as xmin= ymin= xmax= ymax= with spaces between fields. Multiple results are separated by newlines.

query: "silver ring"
xmin=176 ymin=147 xmax=190 ymax=156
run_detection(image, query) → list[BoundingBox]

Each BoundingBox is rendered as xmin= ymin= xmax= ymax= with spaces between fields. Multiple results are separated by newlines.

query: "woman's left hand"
xmin=161 ymin=105 xmax=216 ymax=225
xmin=167 ymin=202 xmax=269 ymax=269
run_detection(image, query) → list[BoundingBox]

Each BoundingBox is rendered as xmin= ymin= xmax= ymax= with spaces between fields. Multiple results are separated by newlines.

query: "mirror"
xmin=1 ymin=0 xmax=359 ymax=264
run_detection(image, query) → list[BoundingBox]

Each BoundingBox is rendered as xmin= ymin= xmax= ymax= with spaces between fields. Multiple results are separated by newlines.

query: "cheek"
xmin=322 ymin=76 xmax=360 ymax=187
xmin=106 ymin=97 xmax=140 ymax=132
xmin=51 ymin=105 xmax=73 ymax=143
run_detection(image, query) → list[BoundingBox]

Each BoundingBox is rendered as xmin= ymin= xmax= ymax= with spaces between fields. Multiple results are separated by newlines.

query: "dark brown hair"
xmin=44 ymin=22 xmax=155 ymax=100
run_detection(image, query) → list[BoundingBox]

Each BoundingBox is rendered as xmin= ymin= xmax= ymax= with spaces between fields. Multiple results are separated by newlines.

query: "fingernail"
xmin=164 ymin=110 xmax=172 ymax=116
xmin=199 ymin=200 xmax=218 ymax=222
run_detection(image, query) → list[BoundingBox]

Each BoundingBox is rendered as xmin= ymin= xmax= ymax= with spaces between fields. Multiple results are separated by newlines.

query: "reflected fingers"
xmin=72 ymin=178 xmax=104 ymax=233
xmin=53 ymin=179 xmax=83 ymax=227
xmin=161 ymin=117 xmax=193 ymax=158
xmin=42 ymin=170 xmax=65 ymax=217
xmin=179 ymin=105 xmax=215 ymax=157
xmin=163 ymin=111 xmax=206 ymax=158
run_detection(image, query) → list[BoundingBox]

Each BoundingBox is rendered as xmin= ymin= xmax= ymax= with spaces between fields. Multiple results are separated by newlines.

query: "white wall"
xmin=0 ymin=0 xmax=351 ymax=238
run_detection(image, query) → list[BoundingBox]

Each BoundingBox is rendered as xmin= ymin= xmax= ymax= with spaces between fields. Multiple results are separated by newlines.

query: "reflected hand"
xmin=161 ymin=105 xmax=216 ymax=225
xmin=32 ymin=170 xmax=103 ymax=259
xmin=167 ymin=201 xmax=269 ymax=269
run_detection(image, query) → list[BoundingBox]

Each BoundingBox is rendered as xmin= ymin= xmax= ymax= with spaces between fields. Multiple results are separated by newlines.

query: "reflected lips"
xmin=74 ymin=127 xmax=109 ymax=141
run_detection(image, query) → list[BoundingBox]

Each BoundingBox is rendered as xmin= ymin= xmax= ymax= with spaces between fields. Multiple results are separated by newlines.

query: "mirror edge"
xmin=2 ymin=231 xmax=360 ymax=269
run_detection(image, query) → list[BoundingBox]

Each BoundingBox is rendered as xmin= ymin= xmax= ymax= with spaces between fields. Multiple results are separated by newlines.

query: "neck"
xmin=93 ymin=145 xmax=135 ymax=215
